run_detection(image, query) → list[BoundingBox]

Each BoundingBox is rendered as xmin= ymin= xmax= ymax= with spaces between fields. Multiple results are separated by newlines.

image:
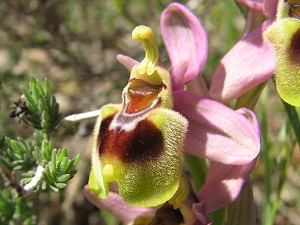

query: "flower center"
xmin=126 ymin=78 xmax=163 ymax=113
xmin=288 ymin=1 xmax=300 ymax=19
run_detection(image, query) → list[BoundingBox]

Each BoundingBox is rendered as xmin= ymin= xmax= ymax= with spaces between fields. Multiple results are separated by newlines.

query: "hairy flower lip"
xmin=89 ymin=25 xmax=189 ymax=208
xmin=262 ymin=0 xmax=300 ymax=106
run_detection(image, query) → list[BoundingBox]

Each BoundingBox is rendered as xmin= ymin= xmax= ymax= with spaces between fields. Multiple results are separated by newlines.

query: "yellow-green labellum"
xmin=88 ymin=26 xmax=188 ymax=207
xmin=265 ymin=18 xmax=300 ymax=106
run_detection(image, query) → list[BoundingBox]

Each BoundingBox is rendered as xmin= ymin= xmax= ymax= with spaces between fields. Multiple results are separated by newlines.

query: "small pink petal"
xmin=243 ymin=11 xmax=256 ymax=37
xmin=237 ymin=0 xmax=264 ymax=12
xmin=235 ymin=107 xmax=260 ymax=136
xmin=173 ymin=91 xmax=260 ymax=165
xmin=237 ymin=0 xmax=278 ymax=17
xmin=168 ymin=60 xmax=187 ymax=90
xmin=240 ymin=0 xmax=278 ymax=37
xmin=83 ymin=186 xmax=154 ymax=223
xmin=161 ymin=3 xmax=208 ymax=90
xmin=196 ymin=159 xmax=257 ymax=213
xmin=264 ymin=0 xmax=278 ymax=18
xmin=116 ymin=54 xmax=139 ymax=71
xmin=209 ymin=19 xmax=276 ymax=102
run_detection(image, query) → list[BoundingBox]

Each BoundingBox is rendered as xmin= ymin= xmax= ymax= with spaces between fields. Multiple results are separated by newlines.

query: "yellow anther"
xmin=132 ymin=25 xmax=159 ymax=75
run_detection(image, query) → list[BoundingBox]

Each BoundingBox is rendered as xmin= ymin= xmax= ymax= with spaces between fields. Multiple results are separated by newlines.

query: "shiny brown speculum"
xmin=288 ymin=1 xmax=300 ymax=19
xmin=126 ymin=78 xmax=163 ymax=114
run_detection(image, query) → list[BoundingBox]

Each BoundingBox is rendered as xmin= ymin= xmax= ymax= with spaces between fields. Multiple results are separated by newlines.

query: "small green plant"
xmin=20 ymin=76 xmax=61 ymax=131
xmin=0 ymin=188 xmax=36 ymax=225
xmin=0 ymin=76 xmax=80 ymax=224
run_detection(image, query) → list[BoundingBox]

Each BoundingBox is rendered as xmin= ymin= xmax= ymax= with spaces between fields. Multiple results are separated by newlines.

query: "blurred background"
xmin=0 ymin=0 xmax=299 ymax=224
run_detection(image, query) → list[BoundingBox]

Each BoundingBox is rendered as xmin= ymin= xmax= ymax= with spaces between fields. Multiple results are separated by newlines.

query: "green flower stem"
xmin=269 ymin=123 xmax=294 ymax=224
xmin=184 ymin=154 xmax=227 ymax=225
xmin=225 ymin=180 xmax=256 ymax=225
xmin=235 ymin=82 xmax=266 ymax=110
xmin=184 ymin=155 xmax=207 ymax=190
xmin=184 ymin=71 xmax=226 ymax=225
xmin=282 ymin=100 xmax=300 ymax=147
xmin=260 ymin=99 xmax=273 ymax=225
xmin=209 ymin=207 xmax=227 ymax=225
xmin=234 ymin=0 xmax=248 ymax=19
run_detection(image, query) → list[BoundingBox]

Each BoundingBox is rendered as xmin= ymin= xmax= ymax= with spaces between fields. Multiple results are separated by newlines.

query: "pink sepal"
xmin=209 ymin=19 xmax=275 ymax=102
xmin=196 ymin=159 xmax=257 ymax=213
xmin=84 ymin=186 xmax=154 ymax=223
xmin=161 ymin=3 xmax=208 ymax=90
xmin=174 ymin=91 xmax=260 ymax=165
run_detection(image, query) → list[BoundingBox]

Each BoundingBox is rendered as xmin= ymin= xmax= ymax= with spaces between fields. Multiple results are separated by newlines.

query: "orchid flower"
xmin=86 ymin=3 xmax=261 ymax=224
xmin=264 ymin=0 xmax=300 ymax=106
xmin=89 ymin=25 xmax=189 ymax=208
xmin=209 ymin=0 xmax=278 ymax=103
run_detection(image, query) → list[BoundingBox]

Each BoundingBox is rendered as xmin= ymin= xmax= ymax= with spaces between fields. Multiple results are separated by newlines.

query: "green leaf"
xmin=54 ymin=182 xmax=66 ymax=189
xmin=42 ymin=167 xmax=52 ymax=182
xmin=45 ymin=78 xmax=52 ymax=103
xmin=185 ymin=155 xmax=207 ymax=190
xmin=0 ymin=156 xmax=12 ymax=171
xmin=49 ymin=161 xmax=56 ymax=179
xmin=4 ymin=137 xmax=36 ymax=171
xmin=58 ymin=157 xmax=69 ymax=174
xmin=32 ymin=146 xmax=42 ymax=162
xmin=56 ymin=148 xmax=67 ymax=162
xmin=31 ymin=84 xmax=41 ymax=103
xmin=69 ymin=154 xmax=80 ymax=168
xmin=22 ymin=171 xmax=36 ymax=178
xmin=20 ymin=87 xmax=37 ymax=111
xmin=49 ymin=185 xmax=59 ymax=192
xmin=56 ymin=174 xmax=71 ymax=183
xmin=31 ymin=141 xmax=80 ymax=192
xmin=282 ymin=100 xmax=300 ymax=148
xmin=20 ymin=76 xmax=61 ymax=133
xmin=35 ymin=78 xmax=45 ymax=97
xmin=20 ymin=178 xmax=34 ymax=185
xmin=0 ymin=189 xmax=16 ymax=223
xmin=43 ymin=152 xmax=78 ymax=191
xmin=0 ymin=189 xmax=36 ymax=225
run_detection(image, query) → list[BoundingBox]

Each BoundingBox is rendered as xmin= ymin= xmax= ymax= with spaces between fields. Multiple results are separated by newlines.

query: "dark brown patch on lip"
xmin=98 ymin=116 xmax=164 ymax=164
xmin=289 ymin=28 xmax=300 ymax=63
xmin=97 ymin=115 xmax=115 ymax=154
